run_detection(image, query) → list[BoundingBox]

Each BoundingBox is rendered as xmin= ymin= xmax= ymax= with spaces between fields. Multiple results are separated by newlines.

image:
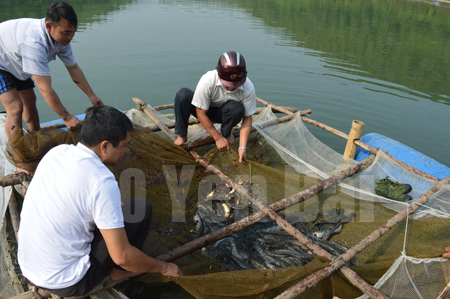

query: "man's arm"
xmin=196 ymin=107 xmax=230 ymax=151
xmin=65 ymin=63 xmax=104 ymax=106
xmin=32 ymin=74 xmax=81 ymax=130
xmin=100 ymin=227 xmax=182 ymax=278
xmin=238 ymin=115 xmax=252 ymax=163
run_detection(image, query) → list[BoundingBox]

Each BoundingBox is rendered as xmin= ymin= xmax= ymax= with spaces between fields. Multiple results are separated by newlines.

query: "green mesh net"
xmin=3 ymin=106 xmax=450 ymax=299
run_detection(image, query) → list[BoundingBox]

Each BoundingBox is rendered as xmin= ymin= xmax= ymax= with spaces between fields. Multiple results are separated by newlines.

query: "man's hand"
xmin=64 ymin=114 xmax=82 ymax=130
xmin=443 ymin=247 xmax=450 ymax=258
xmin=162 ymin=262 xmax=183 ymax=277
xmin=239 ymin=148 xmax=247 ymax=163
xmin=215 ymin=136 xmax=230 ymax=151
xmin=89 ymin=95 xmax=104 ymax=106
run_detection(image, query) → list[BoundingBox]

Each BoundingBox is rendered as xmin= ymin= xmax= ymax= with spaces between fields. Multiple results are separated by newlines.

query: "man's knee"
xmin=20 ymin=90 xmax=37 ymax=107
xmin=223 ymin=101 xmax=245 ymax=120
xmin=174 ymin=88 xmax=194 ymax=106
xmin=0 ymin=91 xmax=23 ymax=115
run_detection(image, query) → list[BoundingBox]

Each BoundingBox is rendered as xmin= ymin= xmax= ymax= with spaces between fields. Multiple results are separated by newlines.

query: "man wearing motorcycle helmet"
xmin=173 ymin=51 xmax=256 ymax=163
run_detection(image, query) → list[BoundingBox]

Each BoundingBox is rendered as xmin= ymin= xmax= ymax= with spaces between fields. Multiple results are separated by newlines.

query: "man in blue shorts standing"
xmin=0 ymin=2 xmax=103 ymax=142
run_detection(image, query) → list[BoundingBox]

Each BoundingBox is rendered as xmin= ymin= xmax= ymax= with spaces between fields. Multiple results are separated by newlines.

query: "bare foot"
xmin=110 ymin=268 xmax=143 ymax=281
xmin=174 ymin=135 xmax=187 ymax=146
xmin=226 ymin=134 xmax=235 ymax=146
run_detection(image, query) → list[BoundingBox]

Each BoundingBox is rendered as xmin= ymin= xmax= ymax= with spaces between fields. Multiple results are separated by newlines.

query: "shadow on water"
xmin=179 ymin=0 xmax=450 ymax=106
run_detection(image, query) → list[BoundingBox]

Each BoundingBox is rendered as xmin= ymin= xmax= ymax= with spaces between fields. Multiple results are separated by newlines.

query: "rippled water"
xmin=2 ymin=0 xmax=450 ymax=167
xmin=2 ymin=0 xmax=450 ymax=297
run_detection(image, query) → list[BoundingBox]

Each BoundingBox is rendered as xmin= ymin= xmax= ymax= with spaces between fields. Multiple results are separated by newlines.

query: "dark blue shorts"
xmin=0 ymin=69 xmax=35 ymax=94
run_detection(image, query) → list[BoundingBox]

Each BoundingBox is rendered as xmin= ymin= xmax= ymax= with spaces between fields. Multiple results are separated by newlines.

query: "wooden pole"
xmin=344 ymin=120 xmax=365 ymax=159
xmin=190 ymin=152 xmax=386 ymax=299
xmin=255 ymin=98 xmax=440 ymax=182
xmin=437 ymin=280 xmax=450 ymax=299
xmin=156 ymin=154 xmax=376 ymax=262
xmin=0 ymin=173 xmax=32 ymax=187
xmin=39 ymin=104 xmax=302 ymax=130
xmin=139 ymin=98 xmax=384 ymax=298
xmin=275 ymin=175 xmax=450 ymax=299
xmin=144 ymin=106 xmax=309 ymax=133
xmin=132 ymin=97 xmax=177 ymax=141
xmin=180 ymin=109 xmax=312 ymax=151
xmin=146 ymin=100 xmax=383 ymax=297
xmin=8 ymin=189 xmax=20 ymax=242
xmin=11 ymin=117 xmax=377 ymax=299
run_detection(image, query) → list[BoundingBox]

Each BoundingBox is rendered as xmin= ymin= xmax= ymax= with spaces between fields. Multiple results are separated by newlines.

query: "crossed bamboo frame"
xmin=3 ymin=96 xmax=449 ymax=299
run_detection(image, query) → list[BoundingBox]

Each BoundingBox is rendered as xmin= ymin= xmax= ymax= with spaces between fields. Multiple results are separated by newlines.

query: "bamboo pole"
xmin=344 ymin=120 xmax=364 ymax=159
xmin=156 ymin=154 xmax=376 ymax=262
xmin=8 ymin=100 xmax=304 ymax=299
xmin=255 ymin=98 xmax=440 ymax=182
xmin=11 ymin=112 xmax=376 ymax=299
xmin=141 ymin=103 xmax=299 ymax=114
xmin=190 ymin=152 xmax=386 ymax=299
xmin=180 ymin=109 xmax=312 ymax=151
xmin=40 ymin=105 xmax=302 ymax=130
xmin=0 ymin=173 xmax=32 ymax=187
xmin=132 ymin=97 xmax=177 ymax=141
xmin=8 ymin=189 xmax=20 ymax=242
xmin=145 ymin=104 xmax=384 ymax=298
xmin=275 ymin=175 xmax=450 ymax=299
xmin=144 ymin=106 xmax=308 ymax=133
xmin=437 ymin=280 xmax=450 ymax=299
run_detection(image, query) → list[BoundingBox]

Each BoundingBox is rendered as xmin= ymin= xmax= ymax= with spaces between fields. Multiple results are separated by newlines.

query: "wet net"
xmin=1 ymin=105 xmax=450 ymax=299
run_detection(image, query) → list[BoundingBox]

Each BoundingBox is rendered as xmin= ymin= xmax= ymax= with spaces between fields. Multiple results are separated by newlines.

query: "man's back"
xmin=18 ymin=143 xmax=124 ymax=289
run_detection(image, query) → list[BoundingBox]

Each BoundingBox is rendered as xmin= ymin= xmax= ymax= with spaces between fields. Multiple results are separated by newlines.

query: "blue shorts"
xmin=0 ymin=69 xmax=35 ymax=94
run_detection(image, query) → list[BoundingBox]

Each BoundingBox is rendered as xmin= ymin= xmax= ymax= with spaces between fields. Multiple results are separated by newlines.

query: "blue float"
xmin=354 ymin=133 xmax=450 ymax=180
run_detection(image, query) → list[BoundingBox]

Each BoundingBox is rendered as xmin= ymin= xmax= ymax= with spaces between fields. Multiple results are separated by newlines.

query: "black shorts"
xmin=0 ymin=69 xmax=35 ymax=94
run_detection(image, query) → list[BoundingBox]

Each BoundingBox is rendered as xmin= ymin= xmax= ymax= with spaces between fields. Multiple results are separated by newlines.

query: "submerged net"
xmin=1 ymin=105 xmax=450 ymax=298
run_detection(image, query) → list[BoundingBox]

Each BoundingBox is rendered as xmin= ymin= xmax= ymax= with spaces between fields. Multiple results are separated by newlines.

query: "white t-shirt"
xmin=18 ymin=143 xmax=124 ymax=289
xmin=0 ymin=18 xmax=76 ymax=81
xmin=192 ymin=70 xmax=257 ymax=117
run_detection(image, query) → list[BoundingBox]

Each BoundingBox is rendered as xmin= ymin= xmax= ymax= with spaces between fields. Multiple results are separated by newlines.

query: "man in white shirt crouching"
xmin=18 ymin=105 xmax=182 ymax=297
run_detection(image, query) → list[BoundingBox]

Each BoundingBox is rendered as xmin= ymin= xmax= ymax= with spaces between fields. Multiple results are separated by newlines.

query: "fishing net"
xmin=1 ymin=104 xmax=450 ymax=298
xmin=0 ymin=115 xmax=25 ymax=299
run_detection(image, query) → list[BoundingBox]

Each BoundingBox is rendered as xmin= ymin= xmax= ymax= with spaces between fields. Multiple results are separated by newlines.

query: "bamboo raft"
xmin=1 ymin=97 xmax=448 ymax=299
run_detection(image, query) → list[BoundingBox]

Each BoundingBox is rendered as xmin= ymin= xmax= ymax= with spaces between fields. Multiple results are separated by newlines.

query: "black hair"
xmin=45 ymin=2 xmax=78 ymax=27
xmin=80 ymin=106 xmax=133 ymax=147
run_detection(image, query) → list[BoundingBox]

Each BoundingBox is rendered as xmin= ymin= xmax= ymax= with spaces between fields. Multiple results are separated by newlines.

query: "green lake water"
xmin=2 ymin=0 xmax=450 ymax=297
xmin=2 ymin=0 xmax=450 ymax=167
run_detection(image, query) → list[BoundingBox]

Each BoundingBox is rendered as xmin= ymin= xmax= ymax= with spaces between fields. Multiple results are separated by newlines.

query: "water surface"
xmin=2 ymin=0 xmax=450 ymax=167
xmin=2 ymin=0 xmax=450 ymax=297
